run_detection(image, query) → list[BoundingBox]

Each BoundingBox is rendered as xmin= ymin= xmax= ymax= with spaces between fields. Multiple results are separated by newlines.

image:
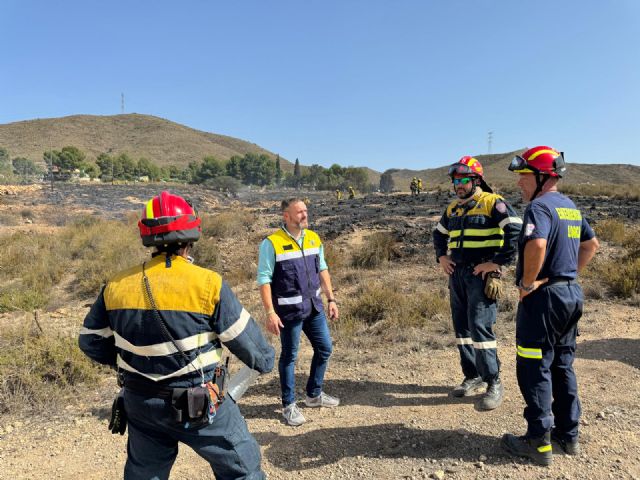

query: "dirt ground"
xmin=0 ymin=184 xmax=639 ymax=480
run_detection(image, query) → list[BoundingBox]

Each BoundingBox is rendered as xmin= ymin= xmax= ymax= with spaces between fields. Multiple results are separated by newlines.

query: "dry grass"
xmin=337 ymin=280 xmax=451 ymax=341
xmin=560 ymin=183 xmax=640 ymax=201
xmin=351 ymin=232 xmax=399 ymax=269
xmin=201 ymin=210 xmax=256 ymax=238
xmin=0 ymin=319 xmax=104 ymax=414
xmin=585 ymin=223 xmax=640 ymax=299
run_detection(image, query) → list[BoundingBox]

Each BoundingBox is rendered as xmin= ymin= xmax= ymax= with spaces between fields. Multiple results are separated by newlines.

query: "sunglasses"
xmin=452 ymin=177 xmax=472 ymax=185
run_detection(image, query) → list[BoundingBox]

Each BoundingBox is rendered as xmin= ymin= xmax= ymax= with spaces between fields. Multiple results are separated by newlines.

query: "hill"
xmin=385 ymin=150 xmax=640 ymax=190
xmin=0 ymin=113 xmax=291 ymax=169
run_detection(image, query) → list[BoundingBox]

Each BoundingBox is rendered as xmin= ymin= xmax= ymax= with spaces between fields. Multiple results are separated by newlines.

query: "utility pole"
xmin=488 ymin=131 xmax=494 ymax=154
xmin=121 ymin=93 xmax=125 ymax=114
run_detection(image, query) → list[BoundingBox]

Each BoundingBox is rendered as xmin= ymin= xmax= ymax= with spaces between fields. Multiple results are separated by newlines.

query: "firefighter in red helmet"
xmin=433 ymin=156 xmax=522 ymax=411
xmin=80 ymin=191 xmax=274 ymax=479
xmin=502 ymin=148 xmax=599 ymax=466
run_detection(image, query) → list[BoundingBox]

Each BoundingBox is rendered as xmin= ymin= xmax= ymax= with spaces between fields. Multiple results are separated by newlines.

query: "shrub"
xmin=589 ymin=257 xmax=640 ymax=299
xmin=0 ymin=321 xmax=103 ymax=414
xmin=192 ymin=237 xmax=221 ymax=271
xmin=342 ymin=281 xmax=450 ymax=331
xmin=351 ymin=232 xmax=399 ymax=268
xmin=594 ymin=219 xmax=626 ymax=244
xmin=0 ymin=232 xmax=66 ymax=311
xmin=61 ymin=217 xmax=148 ymax=298
xmin=201 ymin=211 xmax=256 ymax=238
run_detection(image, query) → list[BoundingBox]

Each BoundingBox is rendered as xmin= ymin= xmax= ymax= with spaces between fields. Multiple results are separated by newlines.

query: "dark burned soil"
xmin=0 ymin=183 xmax=639 ymax=480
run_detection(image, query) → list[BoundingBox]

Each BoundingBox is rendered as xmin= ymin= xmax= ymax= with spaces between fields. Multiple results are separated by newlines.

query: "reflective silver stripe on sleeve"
xmin=304 ymin=247 xmax=320 ymax=256
xmin=473 ymin=340 xmax=497 ymax=349
xmin=436 ymin=222 xmax=449 ymax=234
xmin=275 ymin=251 xmax=303 ymax=262
xmin=116 ymin=348 xmax=222 ymax=382
xmin=114 ymin=331 xmax=217 ymax=357
xmin=277 ymin=295 xmax=303 ymax=305
xmin=218 ymin=308 xmax=250 ymax=343
xmin=499 ymin=217 xmax=523 ymax=229
xmin=316 ymin=288 xmax=321 ymax=297
xmin=79 ymin=326 xmax=114 ymax=338
xmin=456 ymin=337 xmax=473 ymax=345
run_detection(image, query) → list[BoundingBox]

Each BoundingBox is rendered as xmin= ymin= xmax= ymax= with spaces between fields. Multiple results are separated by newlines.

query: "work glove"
xmin=108 ymin=388 xmax=127 ymax=435
xmin=484 ymin=272 xmax=503 ymax=300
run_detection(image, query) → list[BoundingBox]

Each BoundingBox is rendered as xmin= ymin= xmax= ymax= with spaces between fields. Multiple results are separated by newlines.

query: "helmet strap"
xmin=530 ymin=173 xmax=549 ymax=201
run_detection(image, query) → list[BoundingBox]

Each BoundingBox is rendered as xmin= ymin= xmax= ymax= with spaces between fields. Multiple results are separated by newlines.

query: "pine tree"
xmin=275 ymin=154 xmax=282 ymax=184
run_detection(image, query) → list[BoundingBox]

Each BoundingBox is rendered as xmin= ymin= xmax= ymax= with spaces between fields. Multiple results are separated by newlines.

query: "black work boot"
xmin=476 ymin=379 xmax=503 ymax=411
xmin=450 ymin=376 xmax=487 ymax=397
xmin=501 ymin=432 xmax=553 ymax=466
xmin=551 ymin=430 xmax=580 ymax=455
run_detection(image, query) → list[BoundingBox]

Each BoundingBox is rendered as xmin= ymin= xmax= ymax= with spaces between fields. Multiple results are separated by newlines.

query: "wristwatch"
xmin=519 ymin=280 xmax=535 ymax=293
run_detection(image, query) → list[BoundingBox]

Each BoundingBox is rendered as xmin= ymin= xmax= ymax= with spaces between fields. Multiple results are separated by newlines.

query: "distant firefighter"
xmin=348 ymin=186 xmax=355 ymax=199
xmin=417 ymin=178 xmax=423 ymax=194
xmin=335 ymin=189 xmax=343 ymax=201
xmin=410 ymin=177 xmax=418 ymax=196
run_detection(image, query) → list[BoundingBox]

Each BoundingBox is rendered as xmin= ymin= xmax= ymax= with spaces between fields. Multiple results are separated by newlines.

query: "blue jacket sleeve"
xmin=212 ymin=281 xmax=275 ymax=374
xmin=78 ymin=287 xmax=117 ymax=367
xmin=433 ymin=209 xmax=450 ymax=261
xmin=491 ymin=199 xmax=523 ymax=266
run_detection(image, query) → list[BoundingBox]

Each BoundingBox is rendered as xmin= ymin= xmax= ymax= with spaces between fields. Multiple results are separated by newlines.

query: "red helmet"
xmin=509 ymin=146 xmax=566 ymax=178
xmin=448 ymin=156 xmax=484 ymax=178
xmin=138 ymin=191 xmax=201 ymax=247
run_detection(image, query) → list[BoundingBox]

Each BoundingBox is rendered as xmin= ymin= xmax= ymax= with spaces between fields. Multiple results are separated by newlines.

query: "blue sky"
xmin=1 ymin=1 xmax=639 ymax=170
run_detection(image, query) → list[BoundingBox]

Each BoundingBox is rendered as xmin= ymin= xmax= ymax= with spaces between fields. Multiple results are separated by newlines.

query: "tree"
xmin=56 ymin=146 xmax=87 ymax=171
xmin=205 ymin=175 xmax=241 ymax=194
xmin=226 ymin=156 xmax=242 ymax=179
xmin=96 ymin=153 xmax=114 ymax=180
xmin=294 ymin=158 xmax=301 ymax=188
xmin=12 ymin=157 xmax=42 ymax=179
xmin=238 ymin=153 xmax=274 ymax=186
xmin=344 ymin=167 xmax=369 ymax=192
xmin=137 ymin=157 xmax=161 ymax=181
xmin=0 ymin=147 xmax=12 ymax=180
xmin=275 ymin=155 xmax=282 ymax=185
xmin=197 ymin=156 xmax=223 ymax=182
xmin=379 ymin=170 xmax=395 ymax=193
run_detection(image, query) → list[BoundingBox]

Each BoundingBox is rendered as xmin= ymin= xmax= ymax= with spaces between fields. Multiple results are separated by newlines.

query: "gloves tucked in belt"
xmin=484 ymin=272 xmax=503 ymax=300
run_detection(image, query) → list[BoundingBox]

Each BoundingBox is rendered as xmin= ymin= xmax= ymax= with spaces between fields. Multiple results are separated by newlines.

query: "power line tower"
xmin=121 ymin=93 xmax=125 ymax=114
xmin=487 ymin=131 xmax=494 ymax=154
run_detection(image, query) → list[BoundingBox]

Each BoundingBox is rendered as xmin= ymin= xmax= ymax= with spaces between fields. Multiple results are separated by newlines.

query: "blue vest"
xmin=267 ymin=228 xmax=323 ymax=322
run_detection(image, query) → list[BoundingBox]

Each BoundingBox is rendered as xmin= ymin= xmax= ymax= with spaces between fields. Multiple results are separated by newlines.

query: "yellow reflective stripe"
xmin=568 ymin=225 xmax=581 ymax=238
xmin=517 ymin=345 xmax=542 ymax=359
xmin=555 ymin=208 xmax=582 ymax=221
xmin=514 ymin=168 xmax=535 ymax=174
xmin=528 ymin=149 xmax=558 ymax=161
xmin=449 ymin=227 xmax=502 ymax=238
xmin=537 ymin=444 xmax=552 ymax=453
xmin=146 ymin=199 xmax=154 ymax=219
xmin=448 ymin=239 xmax=504 ymax=249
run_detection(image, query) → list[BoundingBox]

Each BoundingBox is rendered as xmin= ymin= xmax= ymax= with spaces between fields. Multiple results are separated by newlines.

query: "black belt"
xmin=543 ymin=277 xmax=576 ymax=287
xmin=123 ymin=376 xmax=176 ymax=398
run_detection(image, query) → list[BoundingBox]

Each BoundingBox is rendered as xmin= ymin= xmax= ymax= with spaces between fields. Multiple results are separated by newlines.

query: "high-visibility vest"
xmin=267 ymin=228 xmax=323 ymax=322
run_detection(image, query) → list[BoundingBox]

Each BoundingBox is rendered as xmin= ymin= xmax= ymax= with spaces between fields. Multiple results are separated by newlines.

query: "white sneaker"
xmin=304 ymin=392 xmax=340 ymax=408
xmin=282 ymin=403 xmax=306 ymax=426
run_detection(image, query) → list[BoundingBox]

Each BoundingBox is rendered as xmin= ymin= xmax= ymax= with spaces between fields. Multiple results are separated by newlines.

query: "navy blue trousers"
xmin=515 ymin=281 xmax=583 ymax=441
xmin=449 ymin=265 xmax=500 ymax=383
xmin=123 ymin=390 xmax=265 ymax=480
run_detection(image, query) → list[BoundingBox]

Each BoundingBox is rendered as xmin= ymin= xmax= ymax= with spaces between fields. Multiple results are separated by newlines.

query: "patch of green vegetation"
xmin=351 ymin=232 xmax=399 ymax=269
